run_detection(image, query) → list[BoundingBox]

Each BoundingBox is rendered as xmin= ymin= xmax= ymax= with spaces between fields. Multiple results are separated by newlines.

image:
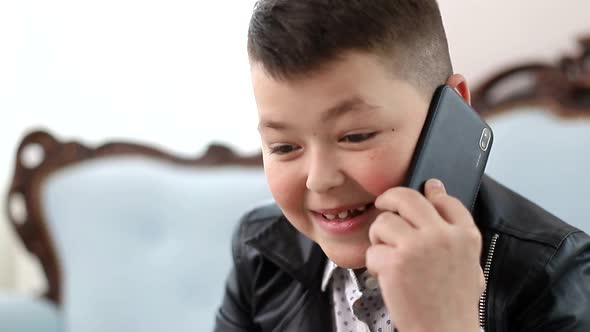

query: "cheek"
xmin=264 ymin=161 xmax=314 ymax=237
xmin=264 ymin=161 xmax=304 ymax=212
xmin=352 ymin=143 xmax=416 ymax=196
xmin=356 ymin=165 xmax=401 ymax=196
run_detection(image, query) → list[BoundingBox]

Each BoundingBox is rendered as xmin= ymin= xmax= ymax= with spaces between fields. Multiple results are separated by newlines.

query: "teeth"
xmin=322 ymin=204 xmax=373 ymax=221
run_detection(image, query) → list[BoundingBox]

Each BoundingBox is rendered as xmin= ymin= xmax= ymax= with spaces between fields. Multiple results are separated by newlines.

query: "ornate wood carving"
xmin=472 ymin=35 xmax=590 ymax=118
xmin=5 ymin=130 xmax=263 ymax=305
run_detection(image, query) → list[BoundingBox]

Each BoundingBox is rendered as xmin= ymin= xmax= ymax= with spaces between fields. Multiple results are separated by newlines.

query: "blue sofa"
xmin=3 ymin=131 xmax=272 ymax=332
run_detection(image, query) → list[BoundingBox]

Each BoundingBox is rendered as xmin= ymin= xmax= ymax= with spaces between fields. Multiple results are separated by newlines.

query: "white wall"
xmin=1 ymin=0 xmax=589 ymax=291
xmin=441 ymin=1 xmax=590 ymax=84
xmin=0 ymin=0 xmax=262 ymax=291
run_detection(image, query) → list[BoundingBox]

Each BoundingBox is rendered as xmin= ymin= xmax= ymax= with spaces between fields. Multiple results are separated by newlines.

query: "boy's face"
xmin=252 ymin=52 xmax=430 ymax=269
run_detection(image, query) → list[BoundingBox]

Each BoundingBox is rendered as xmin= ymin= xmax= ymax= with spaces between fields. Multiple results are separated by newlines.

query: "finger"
xmin=423 ymin=178 xmax=446 ymax=199
xmin=425 ymin=179 xmax=472 ymax=226
xmin=365 ymin=244 xmax=396 ymax=277
xmin=369 ymin=211 xmax=416 ymax=246
xmin=375 ymin=187 xmax=441 ymax=229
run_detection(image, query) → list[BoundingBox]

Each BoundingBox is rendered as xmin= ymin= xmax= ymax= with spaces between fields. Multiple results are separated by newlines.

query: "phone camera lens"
xmin=479 ymin=128 xmax=491 ymax=151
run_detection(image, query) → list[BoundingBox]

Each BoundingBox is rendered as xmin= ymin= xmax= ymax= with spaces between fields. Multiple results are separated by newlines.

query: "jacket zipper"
xmin=479 ymin=233 xmax=499 ymax=329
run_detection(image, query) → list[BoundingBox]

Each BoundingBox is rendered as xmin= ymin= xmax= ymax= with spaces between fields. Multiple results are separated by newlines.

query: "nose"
xmin=305 ymin=147 xmax=345 ymax=193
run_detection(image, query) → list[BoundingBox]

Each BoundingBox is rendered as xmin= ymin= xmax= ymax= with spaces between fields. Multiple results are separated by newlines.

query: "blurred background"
xmin=0 ymin=0 xmax=589 ymax=330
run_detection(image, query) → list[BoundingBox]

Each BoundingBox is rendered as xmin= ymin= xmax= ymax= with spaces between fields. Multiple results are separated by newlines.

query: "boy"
xmin=215 ymin=1 xmax=590 ymax=331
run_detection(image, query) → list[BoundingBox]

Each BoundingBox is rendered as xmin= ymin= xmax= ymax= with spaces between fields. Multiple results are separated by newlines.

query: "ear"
xmin=446 ymin=73 xmax=471 ymax=106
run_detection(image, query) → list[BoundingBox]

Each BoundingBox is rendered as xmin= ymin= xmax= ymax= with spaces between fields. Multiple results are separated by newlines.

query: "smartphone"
xmin=404 ymin=85 xmax=493 ymax=212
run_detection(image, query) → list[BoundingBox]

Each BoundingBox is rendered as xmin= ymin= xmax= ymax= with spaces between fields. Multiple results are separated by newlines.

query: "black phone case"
xmin=404 ymin=85 xmax=493 ymax=212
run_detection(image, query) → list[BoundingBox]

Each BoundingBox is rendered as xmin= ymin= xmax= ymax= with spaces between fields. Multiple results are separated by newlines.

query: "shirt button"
xmin=365 ymin=276 xmax=379 ymax=290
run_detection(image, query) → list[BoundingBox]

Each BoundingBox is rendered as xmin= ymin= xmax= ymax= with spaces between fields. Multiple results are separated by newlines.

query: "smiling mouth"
xmin=320 ymin=203 xmax=374 ymax=221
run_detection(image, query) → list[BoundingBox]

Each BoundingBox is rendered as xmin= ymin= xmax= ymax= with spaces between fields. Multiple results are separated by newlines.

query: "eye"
xmin=340 ymin=132 xmax=377 ymax=143
xmin=269 ymin=144 xmax=300 ymax=155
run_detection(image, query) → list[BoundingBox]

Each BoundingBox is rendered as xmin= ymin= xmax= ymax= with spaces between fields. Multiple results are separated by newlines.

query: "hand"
xmin=366 ymin=179 xmax=485 ymax=332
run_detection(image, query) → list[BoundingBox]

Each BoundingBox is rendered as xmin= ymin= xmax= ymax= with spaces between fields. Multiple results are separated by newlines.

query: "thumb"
xmin=424 ymin=178 xmax=446 ymax=199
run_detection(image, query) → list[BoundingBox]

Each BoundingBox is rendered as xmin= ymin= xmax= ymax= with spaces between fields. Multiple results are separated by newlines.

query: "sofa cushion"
xmin=485 ymin=108 xmax=590 ymax=232
xmin=41 ymin=156 xmax=271 ymax=332
xmin=0 ymin=292 xmax=63 ymax=332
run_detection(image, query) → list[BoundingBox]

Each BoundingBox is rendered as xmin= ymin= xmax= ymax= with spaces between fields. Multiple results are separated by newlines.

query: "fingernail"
xmin=427 ymin=178 xmax=445 ymax=191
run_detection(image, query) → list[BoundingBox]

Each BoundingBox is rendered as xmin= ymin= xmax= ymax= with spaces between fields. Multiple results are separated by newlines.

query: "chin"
xmin=320 ymin=241 xmax=369 ymax=269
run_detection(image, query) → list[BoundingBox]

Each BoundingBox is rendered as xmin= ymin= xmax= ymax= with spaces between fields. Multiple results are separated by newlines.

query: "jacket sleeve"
xmin=518 ymin=231 xmax=590 ymax=331
xmin=214 ymin=220 xmax=259 ymax=332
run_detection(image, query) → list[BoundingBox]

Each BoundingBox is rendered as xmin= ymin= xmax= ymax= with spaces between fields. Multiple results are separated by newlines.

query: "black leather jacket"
xmin=215 ymin=176 xmax=590 ymax=331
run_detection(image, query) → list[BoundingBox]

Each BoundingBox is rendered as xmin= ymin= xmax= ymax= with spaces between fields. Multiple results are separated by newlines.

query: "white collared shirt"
xmin=322 ymin=260 xmax=396 ymax=332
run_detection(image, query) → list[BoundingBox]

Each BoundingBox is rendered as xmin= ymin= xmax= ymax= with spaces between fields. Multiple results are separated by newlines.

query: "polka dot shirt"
xmin=321 ymin=260 xmax=485 ymax=332
xmin=322 ymin=260 xmax=397 ymax=332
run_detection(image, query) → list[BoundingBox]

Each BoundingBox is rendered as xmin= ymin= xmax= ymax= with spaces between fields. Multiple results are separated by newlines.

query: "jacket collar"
xmin=473 ymin=175 xmax=502 ymax=230
xmin=244 ymin=214 xmax=327 ymax=288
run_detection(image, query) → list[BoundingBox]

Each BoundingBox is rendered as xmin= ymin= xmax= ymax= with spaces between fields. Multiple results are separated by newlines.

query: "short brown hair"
xmin=247 ymin=0 xmax=453 ymax=97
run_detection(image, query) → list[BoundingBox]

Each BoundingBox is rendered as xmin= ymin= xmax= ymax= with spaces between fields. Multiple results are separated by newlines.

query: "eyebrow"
xmin=258 ymin=96 xmax=378 ymax=131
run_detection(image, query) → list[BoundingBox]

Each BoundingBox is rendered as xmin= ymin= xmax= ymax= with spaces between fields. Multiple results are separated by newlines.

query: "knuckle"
xmin=374 ymin=190 xmax=391 ymax=206
xmin=395 ymin=187 xmax=419 ymax=204
xmin=375 ymin=188 xmax=403 ymax=207
xmin=372 ymin=211 xmax=392 ymax=229
xmin=453 ymin=225 xmax=480 ymax=245
xmin=375 ymin=211 xmax=391 ymax=223
xmin=466 ymin=226 xmax=483 ymax=245
xmin=368 ymin=221 xmax=380 ymax=242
